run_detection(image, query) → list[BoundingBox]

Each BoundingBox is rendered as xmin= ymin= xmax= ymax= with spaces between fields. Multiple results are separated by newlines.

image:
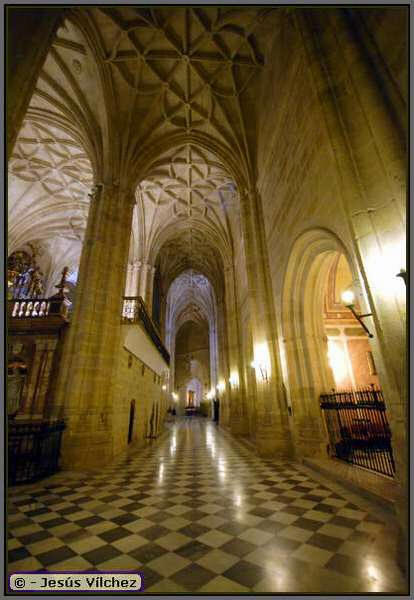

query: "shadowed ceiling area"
xmin=156 ymin=227 xmax=225 ymax=296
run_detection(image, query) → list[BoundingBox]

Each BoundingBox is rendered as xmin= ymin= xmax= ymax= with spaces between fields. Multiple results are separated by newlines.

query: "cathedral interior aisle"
xmin=7 ymin=5 xmax=408 ymax=595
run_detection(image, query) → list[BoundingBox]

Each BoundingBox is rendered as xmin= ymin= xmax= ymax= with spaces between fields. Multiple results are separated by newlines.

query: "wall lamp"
xmin=341 ymin=289 xmax=373 ymax=338
xmin=251 ymin=343 xmax=271 ymax=383
xmin=229 ymin=371 xmax=239 ymax=389
xmin=216 ymin=381 xmax=225 ymax=394
xmin=396 ymin=269 xmax=407 ymax=285
xmin=251 ymin=361 xmax=269 ymax=383
xmin=172 ymin=392 xmax=178 ymax=402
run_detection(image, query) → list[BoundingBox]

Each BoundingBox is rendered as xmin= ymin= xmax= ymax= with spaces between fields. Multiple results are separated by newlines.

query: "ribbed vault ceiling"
xmin=156 ymin=227 xmax=225 ymax=296
xmin=165 ymin=269 xmax=217 ymax=359
xmin=134 ymin=143 xmax=235 ymax=281
xmin=168 ymin=270 xmax=215 ymax=328
xmin=8 ymin=119 xmax=93 ymax=280
xmin=90 ymin=6 xmax=272 ymax=164
xmin=8 ymin=6 xmax=277 ymax=304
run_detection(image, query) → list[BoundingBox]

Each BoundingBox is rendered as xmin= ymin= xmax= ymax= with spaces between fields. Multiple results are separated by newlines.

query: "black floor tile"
xmin=223 ymin=559 xmax=266 ymax=588
xmin=8 ymin=547 xmax=31 ymax=563
xmin=37 ymin=545 xmax=77 ymax=567
xmin=171 ymin=563 xmax=216 ymax=591
xmin=220 ymin=538 xmax=256 ymax=558
xmin=129 ymin=543 xmax=167 ymax=564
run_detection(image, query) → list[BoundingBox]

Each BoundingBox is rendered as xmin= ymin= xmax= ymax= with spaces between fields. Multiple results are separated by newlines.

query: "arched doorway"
xmin=128 ymin=400 xmax=135 ymax=444
xmin=173 ymin=319 xmax=211 ymax=416
xmin=281 ymin=229 xmax=393 ymax=469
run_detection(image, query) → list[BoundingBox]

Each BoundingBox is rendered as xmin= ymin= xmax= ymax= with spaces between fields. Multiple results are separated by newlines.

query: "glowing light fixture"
xmin=341 ymin=289 xmax=355 ymax=305
xmin=216 ymin=381 xmax=225 ymax=394
xmin=396 ymin=268 xmax=407 ymax=285
xmin=172 ymin=392 xmax=178 ymax=401
xmin=229 ymin=371 xmax=239 ymax=388
xmin=251 ymin=342 xmax=271 ymax=382
xmin=162 ymin=385 xmax=167 ymax=391
xmin=363 ymin=238 xmax=406 ymax=301
xmin=341 ymin=288 xmax=373 ymax=338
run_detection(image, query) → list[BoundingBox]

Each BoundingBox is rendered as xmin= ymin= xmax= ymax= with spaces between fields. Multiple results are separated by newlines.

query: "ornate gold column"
xmin=56 ymin=182 xmax=135 ymax=469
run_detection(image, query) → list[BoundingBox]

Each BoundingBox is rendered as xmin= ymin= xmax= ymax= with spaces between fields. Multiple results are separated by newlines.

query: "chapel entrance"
xmin=282 ymin=230 xmax=395 ymax=476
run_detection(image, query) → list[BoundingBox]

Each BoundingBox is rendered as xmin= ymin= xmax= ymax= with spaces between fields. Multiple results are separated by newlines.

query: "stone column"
xmin=132 ymin=261 xmax=142 ymax=297
xmin=55 ymin=182 xmax=135 ymax=469
xmin=125 ymin=264 xmax=134 ymax=297
xmin=139 ymin=263 xmax=149 ymax=303
xmin=224 ymin=264 xmax=248 ymax=435
xmin=125 ymin=260 xmax=141 ymax=296
xmin=208 ymin=321 xmax=218 ymax=393
xmin=145 ymin=266 xmax=156 ymax=316
xmin=283 ymin=332 xmax=333 ymax=457
xmin=239 ymin=188 xmax=292 ymax=457
xmin=7 ymin=7 xmax=65 ymax=159
xmin=168 ymin=329 xmax=176 ymax=397
xmin=297 ymin=7 xmax=407 ymax=572
xmin=216 ymin=294 xmax=230 ymax=427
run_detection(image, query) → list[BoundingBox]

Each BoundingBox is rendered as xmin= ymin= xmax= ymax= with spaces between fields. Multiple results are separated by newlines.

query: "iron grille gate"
xmin=8 ymin=420 xmax=66 ymax=485
xmin=320 ymin=387 xmax=395 ymax=478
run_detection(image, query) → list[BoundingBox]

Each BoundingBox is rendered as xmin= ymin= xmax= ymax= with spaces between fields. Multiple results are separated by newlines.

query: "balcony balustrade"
xmin=122 ymin=296 xmax=170 ymax=365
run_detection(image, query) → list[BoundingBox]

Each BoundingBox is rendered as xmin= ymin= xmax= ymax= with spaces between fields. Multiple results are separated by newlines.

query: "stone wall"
xmin=258 ymin=13 xmax=349 ymax=283
xmin=112 ymin=341 xmax=168 ymax=457
xmin=255 ymin=7 xmax=406 ymax=454
xmin=255 ymin=6 xmax=407 ymax=569
xmin=356 ymin=8 xmax=408 ymax=103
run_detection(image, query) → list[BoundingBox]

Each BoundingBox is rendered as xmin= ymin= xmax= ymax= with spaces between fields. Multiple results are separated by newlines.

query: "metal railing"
xmin=122 ymin=296 xmax=170 ymax=365
xmin=8 ymin=420 xmax=66 ymax=485
xmin=320 ymin=386 xmax=395 ymax=478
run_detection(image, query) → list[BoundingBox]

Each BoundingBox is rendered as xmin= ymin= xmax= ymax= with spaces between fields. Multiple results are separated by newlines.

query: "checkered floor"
xmin=8 ymin=418 xmax=407 ymax=593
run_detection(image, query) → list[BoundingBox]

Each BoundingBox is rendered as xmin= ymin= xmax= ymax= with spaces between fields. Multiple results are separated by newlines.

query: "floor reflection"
xmin=8 ymin=417 xmax=407 ymax=593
